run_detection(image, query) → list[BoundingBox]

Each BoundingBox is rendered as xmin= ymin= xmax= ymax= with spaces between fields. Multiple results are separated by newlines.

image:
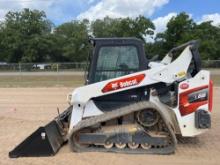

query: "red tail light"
xmin=209 ymin=80 xmax=213 ymax=112
xmin=179 ymin=85 xmax=208 ymax=116
xmin=102 ymin=74 xmax=145 ymax=93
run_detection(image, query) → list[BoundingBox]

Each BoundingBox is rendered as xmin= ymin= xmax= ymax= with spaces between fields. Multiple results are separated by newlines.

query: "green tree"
xmin=55 ymin=19 xmax=90 ymax=62
xmin=154 ymin=12 xmax=220 ymax=60
xmin=192 ymin=22 xmax=220 ymax=60
xmin=0 ymin=8 xmax=53 ymax=62
xmin=1 ymin=9 xmax=219 ymax=63
xmin=91 ymin=16 xmax=155 ymax=41
xmin=156 ymin=12 xmax=195 ymax=51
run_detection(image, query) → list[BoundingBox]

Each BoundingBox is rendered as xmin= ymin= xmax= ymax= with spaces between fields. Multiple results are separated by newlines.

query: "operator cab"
xmin=86 ymin=38 xmax=148 ymax=84
xmin=86 ymin=38 xmax=149 ymax=111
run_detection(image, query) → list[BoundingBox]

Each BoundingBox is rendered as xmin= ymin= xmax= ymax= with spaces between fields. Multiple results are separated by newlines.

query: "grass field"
xmin=0 ymin=74 xmax=84 ymax=87
xmin=0 ymin=70 xmax=219 ymax=87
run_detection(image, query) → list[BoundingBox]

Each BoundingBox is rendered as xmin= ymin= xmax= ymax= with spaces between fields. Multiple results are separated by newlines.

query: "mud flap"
xmin=9 ymin=120 xmax=65 ymax=158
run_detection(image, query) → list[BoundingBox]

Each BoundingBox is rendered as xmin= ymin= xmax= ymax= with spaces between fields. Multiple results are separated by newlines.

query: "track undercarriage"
xmin=68 ymin=101 xmax=177 ymax=154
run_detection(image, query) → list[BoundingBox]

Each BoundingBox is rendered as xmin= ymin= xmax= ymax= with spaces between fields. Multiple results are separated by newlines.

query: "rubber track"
xmin=68 ymin=101 xmax=177 ymax=154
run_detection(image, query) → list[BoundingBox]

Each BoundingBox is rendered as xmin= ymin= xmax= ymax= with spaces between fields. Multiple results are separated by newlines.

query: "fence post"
xmin=19 ymin=63 xmax=22 ymax=73
xmin=56 ymin=63 xmax=59 ymax=85
xmin=19 ymin=63 xmax=22 ymax=84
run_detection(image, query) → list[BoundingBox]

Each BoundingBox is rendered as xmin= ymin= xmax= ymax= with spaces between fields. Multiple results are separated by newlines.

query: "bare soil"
xmin=0 ymin=87 xmax=220 ymax=165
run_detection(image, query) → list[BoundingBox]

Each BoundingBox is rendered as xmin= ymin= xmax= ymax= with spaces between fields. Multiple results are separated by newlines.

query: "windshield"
xmin=94 ymin=45 xmax=139 ymax=82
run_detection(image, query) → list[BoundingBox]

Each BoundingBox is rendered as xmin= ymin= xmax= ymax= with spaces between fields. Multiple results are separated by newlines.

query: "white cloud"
xmin=0 ymin=0 xmax=90 ymax=24
xmin=77 ymin=0 xmax=169 ymax=20
xmin=0 ymin=10 xmax=6 ymax=22
xmin=153 ymin=12 xmax=177 ymax=34
xmin=0 ymin=0 xmax=51 ymax=20
xmin=0 ymin=0 xmax=22 ymax=21
xmin=200 ymin=13 xmax=220 ymax=26
xmin=145 ymin=12 xmax=176 ymax=42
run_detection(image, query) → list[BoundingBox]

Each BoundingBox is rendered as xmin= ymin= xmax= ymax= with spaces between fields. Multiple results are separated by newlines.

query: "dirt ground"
xmin=0 ymin=87 xmax=220 ymax=165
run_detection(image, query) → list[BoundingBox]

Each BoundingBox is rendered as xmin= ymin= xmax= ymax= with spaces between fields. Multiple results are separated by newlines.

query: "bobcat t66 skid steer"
xmin=9 ymin=38 xmax=213 ymax=158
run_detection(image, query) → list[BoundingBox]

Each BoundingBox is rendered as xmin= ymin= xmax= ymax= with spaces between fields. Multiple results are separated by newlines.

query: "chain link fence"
xmin=0 ymin=62 xmax=87 ymax=87
xmin=0 ymin=61 xmax=219 ymax=87
xmin=0 ymin=60 xmax=219 ymax=72
xmin=202 ymin=60 xmax=220 ymax=68
xmin=0 ymin=62 xmax=87 ymax=72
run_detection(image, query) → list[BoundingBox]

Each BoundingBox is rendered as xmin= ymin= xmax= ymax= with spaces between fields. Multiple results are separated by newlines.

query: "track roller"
xmin=104 ymin=141 xmax=114 ymax=149
xmin=115 ymin=142 xmax=126 ymax=149
xmin=128 ymin=142 xmax=139 ymax=149
xmin=141 ymin=143 xmax=151 ymax=150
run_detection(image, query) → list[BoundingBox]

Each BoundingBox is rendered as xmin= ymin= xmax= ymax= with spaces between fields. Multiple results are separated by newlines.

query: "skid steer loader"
xmin=9 ymin=38 xmax=213 ymax=158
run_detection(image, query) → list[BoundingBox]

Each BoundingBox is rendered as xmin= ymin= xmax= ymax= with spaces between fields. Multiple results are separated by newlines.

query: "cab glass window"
xmin=94 ymin=46 xmax=139 ymax=82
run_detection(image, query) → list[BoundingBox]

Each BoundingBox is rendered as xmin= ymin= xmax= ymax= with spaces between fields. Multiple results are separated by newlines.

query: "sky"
xmin=0 ymin=0 xmax=220 ymax=35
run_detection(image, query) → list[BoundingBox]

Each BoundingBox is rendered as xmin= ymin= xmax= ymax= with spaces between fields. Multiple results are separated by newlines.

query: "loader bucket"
xmin=9 ymin=120 xmax=65 ymax=158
